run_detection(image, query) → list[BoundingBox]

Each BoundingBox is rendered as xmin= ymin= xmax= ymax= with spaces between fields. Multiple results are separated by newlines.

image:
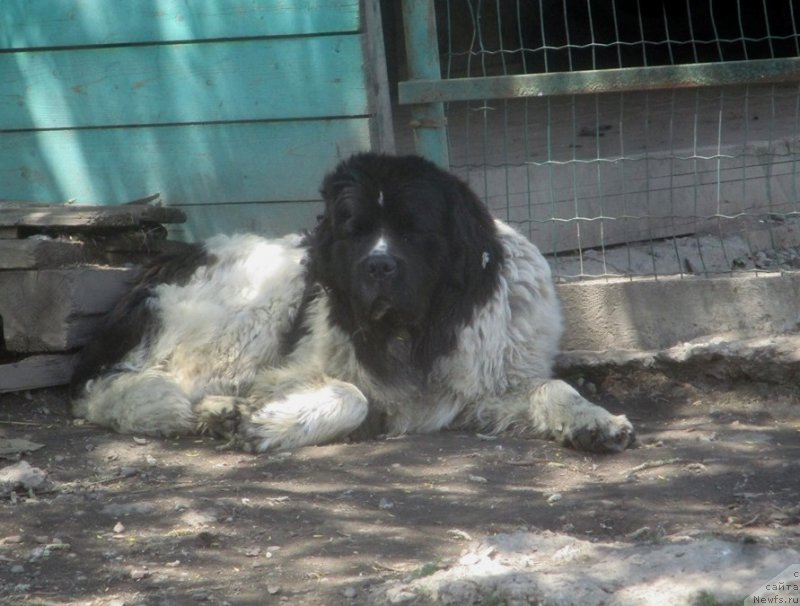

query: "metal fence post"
xmin=401 ymin=0 xmax=449 ymax=169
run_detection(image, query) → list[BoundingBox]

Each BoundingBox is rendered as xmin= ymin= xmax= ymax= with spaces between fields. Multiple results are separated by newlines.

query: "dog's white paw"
xmin=563 ymin=411 xmax=635 ymax=453
xmin=237 ymin=420 xmax=292 ymax=453
xmin=195 ymin=395 xmax=243 ymax=439
xmin=237 ymin=382 xmax=369 ymax=453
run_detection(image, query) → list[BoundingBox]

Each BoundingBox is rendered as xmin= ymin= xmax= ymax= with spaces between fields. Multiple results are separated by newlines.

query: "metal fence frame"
xmin=397 ymin=0 xmax=800 ymax=280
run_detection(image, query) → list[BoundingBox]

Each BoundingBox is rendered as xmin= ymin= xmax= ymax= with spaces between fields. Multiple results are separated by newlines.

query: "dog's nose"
xmin=365 ymin=254 xmax=398 ymax=280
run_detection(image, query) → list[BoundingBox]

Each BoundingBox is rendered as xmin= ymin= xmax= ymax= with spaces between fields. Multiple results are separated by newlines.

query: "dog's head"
xmin=310 ymin=153 xmax=503 ymax=375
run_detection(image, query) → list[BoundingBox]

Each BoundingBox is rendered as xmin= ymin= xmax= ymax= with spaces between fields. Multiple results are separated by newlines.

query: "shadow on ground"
xmin=0 ymin=367 xmax=798 ymax=605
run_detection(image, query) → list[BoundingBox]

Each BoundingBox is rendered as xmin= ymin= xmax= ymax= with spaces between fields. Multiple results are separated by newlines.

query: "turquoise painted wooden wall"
xmin=0 ymin=0 xmax=388 ymax=240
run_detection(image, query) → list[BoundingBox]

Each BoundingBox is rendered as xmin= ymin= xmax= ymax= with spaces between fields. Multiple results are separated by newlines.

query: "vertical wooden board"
xmin=0 ymin=119 xmax=371 ymax=208
xmin=169 ymin=201 xmax=325 ymax=241
xmin=2 ymin=36 xmax=369 ymax=129
xmin=1 ymin=0 xmax=361 ymax=48
xmin=364 ymin=0 xmax=396 ymax=153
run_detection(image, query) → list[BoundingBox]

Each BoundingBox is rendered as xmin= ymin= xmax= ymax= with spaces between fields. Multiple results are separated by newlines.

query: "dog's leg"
xmin=242 ymin=381 xmax=369 ymax=452
xmin=198 ymin=380 xmax=369 ymax=453
xmin=72 ymin=370 xmax=196 ymax=437
xmin=473 ymin=379 xmax=634 ymax=452
xmin=525 ymin=379 xmax=634 ymax=452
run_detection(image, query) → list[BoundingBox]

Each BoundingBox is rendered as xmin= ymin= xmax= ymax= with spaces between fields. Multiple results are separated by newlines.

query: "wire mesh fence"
xmin=437 ymin=0 xmax=800 ymax=75
xmin=402 ymin=0 xmax=800 ymax=281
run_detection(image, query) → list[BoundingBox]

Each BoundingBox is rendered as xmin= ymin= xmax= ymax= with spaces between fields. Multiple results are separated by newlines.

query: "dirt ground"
xmin=1 ymin=366 xmax=799 ymax=606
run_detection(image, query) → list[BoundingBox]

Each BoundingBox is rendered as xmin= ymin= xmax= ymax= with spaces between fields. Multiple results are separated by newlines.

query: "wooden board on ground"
xmin=0 ymin=200 xmax=185 ymax=230
xmin=0 ymin=267 xmax=139 ymax=352
xmin=0 ymin=354 xmax=77 ymax=393
xmin=0 ymin=239 xmax=84 ymax=269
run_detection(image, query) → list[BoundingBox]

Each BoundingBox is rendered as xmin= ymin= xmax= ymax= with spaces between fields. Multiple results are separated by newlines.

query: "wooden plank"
xmin=364 ymin=0 xmax=396 ymax=153
xmin=0 ymin=202 xmax=185 ymax=229
xmin=0 ymin=119 xmax=371 ymax=211
xmin=0 ymin=0 xmax=360 ymax=49
xmin=0 ymin=233 xmax=190 ymax=268
xmin=2 ymin=36 xmax=368 ymax=130
xmin=80 ymin=235 xmax=191 ymax=267
xmin=0 ymin=353 xmax=78 ymax=393
xmin=0 ymin=228 xmax=21 ymax=239
xmin=0 ymin=239 xmax=84 ymax=269
xmin=169 ymin=201 xmax=325 ymax=241
xmin=0 ymin=268 xmax=138 ymax=352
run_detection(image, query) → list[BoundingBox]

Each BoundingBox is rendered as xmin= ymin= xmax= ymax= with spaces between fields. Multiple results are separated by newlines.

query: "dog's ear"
xmin=411 ymin=171 xmax=503 ymax=372
xmin=308 ymin=210 xmax=333 ymax=284
xmin=319 ymin=167 xmax=345 ymax=208
xmin=310 ymin=156 xmax=361 ymax=287
xmin=446 ymin=177 xmax=503 ymax=292
xmin=315 ymin=157 xmax=353 ymax=234
xmin=319 ymin=153 xmax=371 ymax=209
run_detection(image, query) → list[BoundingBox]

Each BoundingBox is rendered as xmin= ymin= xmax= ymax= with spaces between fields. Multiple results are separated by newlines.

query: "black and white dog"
xmin=71 ymin=153 xmax=634 ymax=453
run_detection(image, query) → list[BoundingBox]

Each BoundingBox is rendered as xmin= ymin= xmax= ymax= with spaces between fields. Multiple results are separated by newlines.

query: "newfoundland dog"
xmin=70 ymin=153 xmax=634 ymax=453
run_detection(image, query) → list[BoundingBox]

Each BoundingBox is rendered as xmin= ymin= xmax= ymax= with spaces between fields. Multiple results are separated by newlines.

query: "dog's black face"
xmin=311 ymin=153 xmax=503 ymax=377
xmin=325 ymin=164 xmax=450 ymax=329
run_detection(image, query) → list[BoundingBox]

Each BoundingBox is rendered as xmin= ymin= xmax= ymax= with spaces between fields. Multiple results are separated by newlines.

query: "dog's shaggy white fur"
xmin=71 ymin=154 xmax=633 ymax=453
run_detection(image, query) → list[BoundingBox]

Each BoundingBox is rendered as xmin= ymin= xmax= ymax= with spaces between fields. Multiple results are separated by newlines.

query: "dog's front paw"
xmin=237 ymin=421 xmax=285 ymax=453
xmin=195 ymin=395 xmax=243 ymax=440
xmin=565 ymin=412 xmax=635 ymax=453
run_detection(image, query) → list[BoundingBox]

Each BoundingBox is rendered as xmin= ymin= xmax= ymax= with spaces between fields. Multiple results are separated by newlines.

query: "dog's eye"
xmin=334 ymin=210 xmax=372 ymax=239
xmin=335 ymin=208 xmax=352 ymax=225
xmin=333 ymin=209 xmax=356 ymax=236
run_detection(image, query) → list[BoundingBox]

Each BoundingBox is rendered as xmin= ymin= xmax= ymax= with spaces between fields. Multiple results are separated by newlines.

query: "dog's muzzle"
xmin=363 ymin=253 xmax=398 ymax=281
xmin=357 ymin=252 xmax=405 ymax=321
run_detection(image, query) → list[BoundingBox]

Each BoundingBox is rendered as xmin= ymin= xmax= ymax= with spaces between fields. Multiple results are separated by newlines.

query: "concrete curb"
xmin=556 ymin=334 xmax=800 ymax=384
xmin=557 ymin=272 xmax=800 ymax=353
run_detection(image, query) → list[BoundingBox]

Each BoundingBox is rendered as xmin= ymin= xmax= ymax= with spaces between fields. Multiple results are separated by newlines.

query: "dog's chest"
xmin=361 ymin=339 xmax=494 ymax=433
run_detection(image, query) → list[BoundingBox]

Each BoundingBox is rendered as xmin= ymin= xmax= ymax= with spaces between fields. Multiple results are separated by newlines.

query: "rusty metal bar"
xmin=398 ymin=57 xmax=800 ymax=105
